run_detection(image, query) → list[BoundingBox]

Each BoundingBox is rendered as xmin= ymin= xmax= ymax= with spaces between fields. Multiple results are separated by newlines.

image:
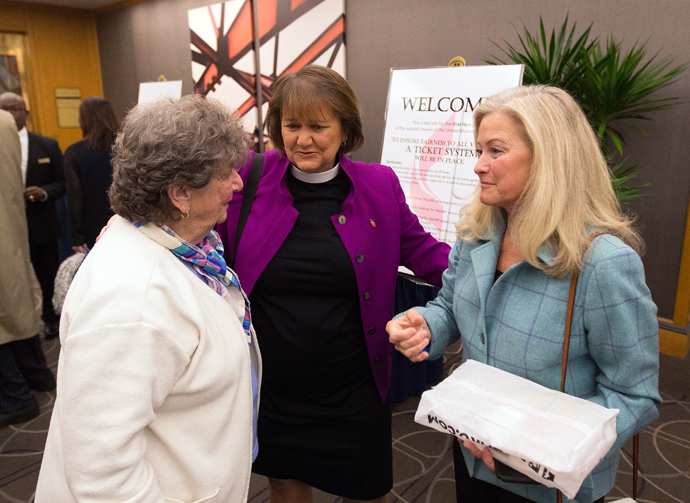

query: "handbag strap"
xmin=560 ymin=231 xmax=606 ymax=393
xmin=557 ymin=231 xmax=640 ymax=502
xmin=231 ymin=152 xmax=264 ymax=269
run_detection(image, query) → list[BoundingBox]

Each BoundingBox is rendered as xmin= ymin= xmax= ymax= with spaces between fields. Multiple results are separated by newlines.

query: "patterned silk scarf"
xmin=132 ymin=220 xmax=252 ymax=346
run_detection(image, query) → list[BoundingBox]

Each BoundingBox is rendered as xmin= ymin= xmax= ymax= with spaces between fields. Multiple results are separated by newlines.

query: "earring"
xmin=181 ymin=210 xmax=190 ymax=219
xmin=341 ymin=140 xmax=346 ymax=147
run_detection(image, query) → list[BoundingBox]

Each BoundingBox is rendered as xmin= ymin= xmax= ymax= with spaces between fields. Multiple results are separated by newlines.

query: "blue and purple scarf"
xmin=133 ymin=220 xmax=251 ymax=346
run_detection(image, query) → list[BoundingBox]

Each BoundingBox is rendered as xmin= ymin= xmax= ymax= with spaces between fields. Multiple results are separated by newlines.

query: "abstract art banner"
xmin=380 ymin=65 xmax=524 ymax=246
xmin=189 ymin=0 xmax=345 ymax=143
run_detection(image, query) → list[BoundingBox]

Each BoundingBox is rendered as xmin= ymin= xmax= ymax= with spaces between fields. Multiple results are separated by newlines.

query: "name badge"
xmin=38 ymin=157 xmax=50 ymax=164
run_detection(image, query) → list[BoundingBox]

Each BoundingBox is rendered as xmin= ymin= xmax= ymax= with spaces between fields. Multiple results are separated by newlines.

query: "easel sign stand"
xmin=137 ymin=77 xmax=183 ymax=104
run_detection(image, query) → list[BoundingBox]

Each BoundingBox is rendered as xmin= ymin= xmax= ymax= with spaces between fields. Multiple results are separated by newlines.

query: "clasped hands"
xmin=386 ymin=309 xmax=497 ymax=473
xmin=24 ymin=185 xmax=46 ymax=202
xmin=386 ymin=309 xmax=431 ymax=363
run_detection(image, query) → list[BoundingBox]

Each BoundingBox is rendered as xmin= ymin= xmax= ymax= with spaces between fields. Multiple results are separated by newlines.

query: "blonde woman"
xmin=387 ymin=85 xmax=660 ymax=503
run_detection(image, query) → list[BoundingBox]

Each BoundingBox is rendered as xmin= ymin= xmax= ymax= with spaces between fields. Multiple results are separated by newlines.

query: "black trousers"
xmin=453 ymin=439 xmax=605 ymax=503
xmin=29 ymin=240 xmax=60 ymax=324
xmin=0 ymin=335 xmax=53 ymax=413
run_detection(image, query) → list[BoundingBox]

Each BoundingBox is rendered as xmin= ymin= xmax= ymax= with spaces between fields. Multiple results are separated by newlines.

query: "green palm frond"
xmin=487 ymin=15 xmax=595 ymax=89
xmin=610 ymin=161 xmax=650 ymax=202
xmin=582 ymin=38 xmax=687 ymax=150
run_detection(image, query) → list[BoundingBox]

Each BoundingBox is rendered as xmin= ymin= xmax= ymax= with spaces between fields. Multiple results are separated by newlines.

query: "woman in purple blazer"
xmin=217 ymin=65 xmax=450 ymax=503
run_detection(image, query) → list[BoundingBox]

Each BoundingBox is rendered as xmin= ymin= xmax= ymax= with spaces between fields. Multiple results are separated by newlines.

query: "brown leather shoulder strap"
xmin=560 ymin=231 xmax=607 ymax=393
xmin=557 ymin=231 xmax=639 ymax=502
xmin=558 ymin=231 xmax=607 ymax=503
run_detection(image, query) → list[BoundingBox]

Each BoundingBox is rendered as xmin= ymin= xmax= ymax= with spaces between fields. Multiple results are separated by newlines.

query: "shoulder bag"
xmin=230 ymin=152 xmax=264 ymax=270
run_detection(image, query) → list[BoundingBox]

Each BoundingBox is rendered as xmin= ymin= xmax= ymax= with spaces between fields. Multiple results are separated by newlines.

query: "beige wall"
xmin=1 ymin=1 xmax=104 ymax=152
xmin=95 ymin=0 xmax=690 ymax=322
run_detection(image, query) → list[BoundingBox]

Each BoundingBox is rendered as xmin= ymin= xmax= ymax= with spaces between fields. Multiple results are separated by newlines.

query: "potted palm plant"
xmin=487 ymin=16 xmax=687 ymax=201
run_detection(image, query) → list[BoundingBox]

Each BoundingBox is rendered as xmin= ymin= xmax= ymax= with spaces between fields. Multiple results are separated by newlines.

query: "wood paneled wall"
xmin=0 ymin=2 xmax=103 ymax=152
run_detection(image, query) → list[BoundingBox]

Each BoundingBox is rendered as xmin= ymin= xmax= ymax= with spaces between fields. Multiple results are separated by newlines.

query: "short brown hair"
xmin=265 ymin=65 xmax=364 ymax=154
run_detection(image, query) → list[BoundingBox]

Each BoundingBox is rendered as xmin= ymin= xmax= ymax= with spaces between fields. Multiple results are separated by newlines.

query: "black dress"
xmin=250 ymin=168 xmax=392 ymax=499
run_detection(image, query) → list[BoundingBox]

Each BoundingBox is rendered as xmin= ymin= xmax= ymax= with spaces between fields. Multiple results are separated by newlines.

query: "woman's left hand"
xmin=463 ymin=440 xmax=496 ymax=474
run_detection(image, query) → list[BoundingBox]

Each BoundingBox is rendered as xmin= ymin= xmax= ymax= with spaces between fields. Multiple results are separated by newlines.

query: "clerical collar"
xmin=290 ymin=163 xmax=340 ymax=183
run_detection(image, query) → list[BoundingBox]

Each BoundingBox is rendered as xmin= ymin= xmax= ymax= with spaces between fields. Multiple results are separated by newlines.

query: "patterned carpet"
xmin=0 ymin=337 xmax=58 ymax=503
xmin=248 ymin=341 xmax=690 ymax=503
xmin=0 ymin=338 xmax=688 ymax=502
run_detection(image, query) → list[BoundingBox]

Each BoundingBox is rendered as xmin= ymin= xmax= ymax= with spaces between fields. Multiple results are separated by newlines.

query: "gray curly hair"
xmin=109 ymin=95 xmax=250 ymax=223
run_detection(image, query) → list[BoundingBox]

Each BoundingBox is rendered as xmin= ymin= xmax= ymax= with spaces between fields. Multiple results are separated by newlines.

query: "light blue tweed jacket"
xmin=419 ymin=229 xmax=661 ymax=503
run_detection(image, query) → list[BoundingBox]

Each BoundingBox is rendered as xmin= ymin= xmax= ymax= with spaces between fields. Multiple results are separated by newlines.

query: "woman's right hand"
xmin=386 ymin=309 xmax=431 ymax=362
xmin=463 ymin=440 xmax=496 ymax=474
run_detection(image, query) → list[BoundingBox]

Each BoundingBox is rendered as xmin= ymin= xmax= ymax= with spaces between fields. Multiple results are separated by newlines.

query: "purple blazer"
xmin=217 ymin=150 xmax=450 ymax=400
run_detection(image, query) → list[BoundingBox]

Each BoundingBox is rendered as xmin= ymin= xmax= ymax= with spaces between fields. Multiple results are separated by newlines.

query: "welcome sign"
xmin=380 ymin=65 xmax=524 ymax=246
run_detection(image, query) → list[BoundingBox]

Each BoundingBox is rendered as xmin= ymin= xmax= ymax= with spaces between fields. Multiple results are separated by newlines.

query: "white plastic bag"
xmin=415 ymin=360 xmax=619 ymax=499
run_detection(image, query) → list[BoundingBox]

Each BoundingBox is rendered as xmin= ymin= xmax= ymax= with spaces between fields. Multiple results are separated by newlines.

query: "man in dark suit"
xmin=0 ymin=92 xmax=66 ymax=340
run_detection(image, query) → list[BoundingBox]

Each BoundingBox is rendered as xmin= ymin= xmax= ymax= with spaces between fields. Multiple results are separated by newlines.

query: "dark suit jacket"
xmin=25 ymin=132 xmax=66 ymax=245
xmin=64 ymin=139 xmax=114 ymax=248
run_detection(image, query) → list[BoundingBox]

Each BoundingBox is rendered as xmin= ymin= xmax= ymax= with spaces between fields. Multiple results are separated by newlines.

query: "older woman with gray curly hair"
xmin=35 ymin=95 xmax=261 ymax=503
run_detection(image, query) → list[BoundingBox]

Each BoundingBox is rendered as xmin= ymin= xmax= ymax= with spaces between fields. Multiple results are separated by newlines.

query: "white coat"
xmin=36 ymin=217 xmax=261 ymax=503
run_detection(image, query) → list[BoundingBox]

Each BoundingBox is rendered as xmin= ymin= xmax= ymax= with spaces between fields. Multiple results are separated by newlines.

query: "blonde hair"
xmin=457 ymin=85 xmax=642 ymax=277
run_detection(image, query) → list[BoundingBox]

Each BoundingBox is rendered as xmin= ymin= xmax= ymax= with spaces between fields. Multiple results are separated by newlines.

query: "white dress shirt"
xmin=18 ymin=127 xmax=28 ymax=187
